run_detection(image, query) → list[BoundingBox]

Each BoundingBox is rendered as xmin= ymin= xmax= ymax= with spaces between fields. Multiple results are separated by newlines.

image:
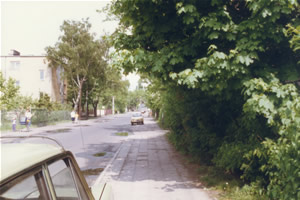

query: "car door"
xmin=0 ymin=166 xmax=50 ymax=199
xmin=0 ymin=155 xmax=94 ymax=200
xmin=46 ymin=157 xmax=91 ymax=200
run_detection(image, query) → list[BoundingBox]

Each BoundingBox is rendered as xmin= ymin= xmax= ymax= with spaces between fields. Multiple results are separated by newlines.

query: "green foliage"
xmin=46 ymin=19 xmax=110 ymax=114
xmin=80 ymin=36 xmax=110 ymax=116
xmin=109 ymin=0 xmax=300 ymax=199
xmin=0 ymin=72 xmax=20 ymax=110
xmin=127 ymin=87 xmax=146 ymax=111
xmin=31 ymin=110 xmax=70 ymax=126
xmin=242 ymin=75 xmax=300 ymax=199
xmin=214 ymin=142 xmax=253 ymax=173
xmin=264 ymin=137 xmax=300 ymax=199
xmin=15 ymin=95 xmax=35 ymax=110
xmin=286 ymin=24 xmax=300 ymax=53
xmin=101 ymin=66 xmax=129 ymax=113
xmin=221 ymin=182 xmax=268 ymax=200
xmin=35 ymin=92 xmax=53 ymax=111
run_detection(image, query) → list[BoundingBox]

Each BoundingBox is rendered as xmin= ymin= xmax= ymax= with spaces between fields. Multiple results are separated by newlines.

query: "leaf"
xmin=183 ymin=16 xmax=195 ymax=24
xmin=262 ymin=9 xmax=272 ymax=18
xmin=169 ymin=72 xmax=177 ymax=79
xmin=214 ymin=51 xmax=226 ymax=59
xmin=208 ymin=32 xmax=219 ymax=39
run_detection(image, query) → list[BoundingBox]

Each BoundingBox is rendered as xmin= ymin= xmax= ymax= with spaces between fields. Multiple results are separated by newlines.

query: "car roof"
xmin=0 ymin=143 xmax=64 ymax=182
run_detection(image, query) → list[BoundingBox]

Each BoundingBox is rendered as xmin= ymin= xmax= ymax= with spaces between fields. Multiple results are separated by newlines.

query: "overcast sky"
xmin=1 ymin=1 xmax=117 ymax=55
xmin=1 ymin=0 xmax=140 ymax=90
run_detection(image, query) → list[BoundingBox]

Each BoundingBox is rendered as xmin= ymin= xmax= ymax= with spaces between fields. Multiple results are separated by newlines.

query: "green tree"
xmin=34 ymin=92 xmax=53 ymax=111
xmin=46 ymin=19 xmax=105 ymax=115
xmin=0 ymin=72 xmax=19 ymax=110
xmin=127 ymin=89 xmax=146 ymax=111
xmin=108 ymin=0 xmax=300 ymax=199
xmin=127 ymin=78 xmax=147 ymax=111
xmin=80 ymin=37 xmax=110 ymax=118
xmin=102 ymin=66 xmax=129 ymax=113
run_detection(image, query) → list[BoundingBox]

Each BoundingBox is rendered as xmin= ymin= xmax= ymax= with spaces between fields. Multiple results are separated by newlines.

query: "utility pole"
xmin=86 ymin=89 xmax=89 ymax=119
xmin=112 ymin=96 xmax=115 ymax=115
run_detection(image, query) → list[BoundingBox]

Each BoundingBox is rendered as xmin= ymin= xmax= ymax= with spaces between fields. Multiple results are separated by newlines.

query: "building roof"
xmin=0 ymin=143 xmax=64 ymax=182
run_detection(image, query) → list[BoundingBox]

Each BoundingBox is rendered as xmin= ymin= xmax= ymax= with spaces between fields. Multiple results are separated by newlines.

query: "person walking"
xmin=75 ymin=112 xmax=79 ymax=124
xmin=25 ymin=109 xmax=32 ymax=131
xmin=70 ymin=110 xmax=75 ymax=123
xmin=12 ymin=117 xmax=16 ymax=132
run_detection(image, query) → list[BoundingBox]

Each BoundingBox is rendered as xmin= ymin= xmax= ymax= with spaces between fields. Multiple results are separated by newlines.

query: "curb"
xmin=92 ymin=141 xmax=124 ymax=186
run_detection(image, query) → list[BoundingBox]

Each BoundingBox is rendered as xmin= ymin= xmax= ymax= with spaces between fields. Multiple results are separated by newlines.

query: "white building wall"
xmin=1 ymin=55 xmax=55 ymax=100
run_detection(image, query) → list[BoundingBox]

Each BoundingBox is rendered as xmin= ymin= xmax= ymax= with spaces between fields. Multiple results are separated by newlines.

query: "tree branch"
xmin=72 ymin=77 xmax=79 ymax=87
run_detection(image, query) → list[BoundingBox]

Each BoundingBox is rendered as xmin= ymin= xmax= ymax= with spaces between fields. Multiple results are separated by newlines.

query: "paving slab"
xmin=96 ymin=119 xmax=216 ymax=200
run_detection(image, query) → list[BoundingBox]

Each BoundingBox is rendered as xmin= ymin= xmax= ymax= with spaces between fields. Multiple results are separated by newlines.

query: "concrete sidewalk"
xmin=95 ymin=119 xmax=216 ymax=200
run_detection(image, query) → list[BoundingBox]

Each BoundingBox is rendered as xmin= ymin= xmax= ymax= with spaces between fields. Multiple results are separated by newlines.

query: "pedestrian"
xmin=25 ymin=109 xmax=32 ymax=131
xmin=75 ymin=112 xmax=79 ymax=123
xmin=12 ymin=117 xmax=16 ymax=132
xmin=70 ymin=110 xmax=75 ymax=123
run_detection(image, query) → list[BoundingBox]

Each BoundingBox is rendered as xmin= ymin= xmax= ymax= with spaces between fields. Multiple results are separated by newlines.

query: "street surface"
xmin=1 ymin=113 xmax=215 ymax=200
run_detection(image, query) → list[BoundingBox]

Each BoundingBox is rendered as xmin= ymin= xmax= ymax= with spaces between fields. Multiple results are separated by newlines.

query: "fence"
xmin=1 ymin=109 xmax=71 ymax=128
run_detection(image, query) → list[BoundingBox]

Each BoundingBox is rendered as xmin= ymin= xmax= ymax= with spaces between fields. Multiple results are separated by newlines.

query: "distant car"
xmin=131 ymin=113 xmax=144 ymax=125
xmin=0 ymin=136 xmax=113 ymax=200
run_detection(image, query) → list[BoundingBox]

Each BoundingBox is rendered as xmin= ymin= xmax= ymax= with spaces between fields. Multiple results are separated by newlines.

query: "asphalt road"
xmin=37 ymin=112 xmax=139 ymax=185
xmin=1 ymin=112 xmax=137 ymax=185
xmin=1 ymin=112 xmax=215 ymax=199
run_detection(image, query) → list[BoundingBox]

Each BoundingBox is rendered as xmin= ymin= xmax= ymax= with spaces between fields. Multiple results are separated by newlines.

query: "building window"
xmin=9 ymin=61 xmax=20 ymax=70
xmin=40 ymin=70 xmax=45 ymax=80
xmin=15 ymin=81 xmax=20 ymax=87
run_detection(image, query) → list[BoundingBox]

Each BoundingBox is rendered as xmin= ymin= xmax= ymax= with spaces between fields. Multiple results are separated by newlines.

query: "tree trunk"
xmin=73 ymin=78 xmax=85 ymax=121
xmin=93 ymin=104 xmax=97 ymax=117
xmin=155 ymin=109 xmax=160 ymax=120
xmin=92 ymin=100 xmax=98 ymax=117
xmin=73 ymin=86 xmax=82 ymax=112
xmin=79 ymin=96 xmax=82 ymax=118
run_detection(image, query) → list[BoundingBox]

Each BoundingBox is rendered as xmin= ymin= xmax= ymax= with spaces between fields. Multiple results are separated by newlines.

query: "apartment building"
xmin=0 ymin=50 xmax=65 ymax=102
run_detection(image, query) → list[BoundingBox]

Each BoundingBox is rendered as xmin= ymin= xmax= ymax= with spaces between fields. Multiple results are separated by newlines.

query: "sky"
xmin=1 ymin=1 xmax=116 ymax=55
xmin=1 ymin=0 xmax=140 ymax=90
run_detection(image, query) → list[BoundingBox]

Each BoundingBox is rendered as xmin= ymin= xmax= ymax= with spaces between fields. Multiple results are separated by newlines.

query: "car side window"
xmin=48 ymin=159 xmax=89 ymax=200
xmin=48 ymin=159 xmax=80 ymax=199
xmin=0 ymin=170 xmax=49 ymax=199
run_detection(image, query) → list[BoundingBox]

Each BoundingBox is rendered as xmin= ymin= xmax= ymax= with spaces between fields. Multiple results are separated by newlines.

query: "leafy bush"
xmin=222 ymin=182 xmax=268 ymax=200
xmin=243 ymin=76 xmax=300 ymax=199
xmin=31 ymin=109 xmax=70 ymax=126
xmin=214 ymin=142 xmax=253 ymax=173
xmin=264 ymin=136 xmax=300 ymax=199
xmin=109 ymin=0 xmax=300 ymax=199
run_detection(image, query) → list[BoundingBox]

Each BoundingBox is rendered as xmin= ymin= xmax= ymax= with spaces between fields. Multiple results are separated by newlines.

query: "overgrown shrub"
xmin=109 ymin=0 xmax=300 ymax=199
xmin=31 ymin=109 xmax=70 ymax=126
xmin=214 ymin=142 xmax=253 ymax=173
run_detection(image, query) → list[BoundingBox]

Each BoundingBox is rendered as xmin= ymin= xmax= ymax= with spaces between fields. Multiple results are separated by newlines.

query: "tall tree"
xmin=81 ymin=38 xmax=110 ymax=118
xmin=102 ymin=66 xmax=129 ymax=113
xmin=108 ymin=0 xmax=300 ymax=198
xmin=46 ymin=19 xmax=103 ymax=115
